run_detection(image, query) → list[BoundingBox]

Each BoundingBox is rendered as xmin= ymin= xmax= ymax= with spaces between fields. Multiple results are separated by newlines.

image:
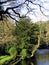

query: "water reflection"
xmin=36 ymin=49 xmax=49 ymax=65
xmin=16 ymin=49 xmax=49 ymax=65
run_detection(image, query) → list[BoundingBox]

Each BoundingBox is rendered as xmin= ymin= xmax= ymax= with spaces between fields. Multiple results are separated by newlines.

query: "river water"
xmin=35 ymin=49 xmax=49 ymax=65
xmin=20 ymin=49 xmax=49 ymax=65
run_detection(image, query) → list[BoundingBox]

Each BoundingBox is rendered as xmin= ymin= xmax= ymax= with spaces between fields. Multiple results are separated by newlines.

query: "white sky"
xmin=21 ymin=0 xmax=49 ymax=22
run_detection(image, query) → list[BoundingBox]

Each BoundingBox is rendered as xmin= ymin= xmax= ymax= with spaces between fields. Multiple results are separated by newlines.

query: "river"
xmin=35 ymin=49 xmax=49 ymax=65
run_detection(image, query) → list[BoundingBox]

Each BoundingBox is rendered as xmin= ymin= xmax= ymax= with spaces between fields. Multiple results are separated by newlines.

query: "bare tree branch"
xmin=0 ymin=0 xmax=49 ymax=21
xmin=0 ymin=0 xmax=16 ymax=4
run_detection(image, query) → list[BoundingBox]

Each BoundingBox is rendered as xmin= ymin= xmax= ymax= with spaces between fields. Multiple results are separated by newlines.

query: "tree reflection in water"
xmin=35 ymin=49 xmax=49 ymax=65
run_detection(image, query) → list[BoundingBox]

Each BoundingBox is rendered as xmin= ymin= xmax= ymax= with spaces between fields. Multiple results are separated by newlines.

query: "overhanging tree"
xmin=14 ymin=18 xmax=39 ymax=57
xmin=0 ymin=0 xmax=49 ymax=22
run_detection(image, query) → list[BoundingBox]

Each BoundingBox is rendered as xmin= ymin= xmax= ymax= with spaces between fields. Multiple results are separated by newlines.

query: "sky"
xmin=21 ymin=0 xmax=49 ymax=22
xmin=1 ymin=0 xmax=49 ymax=22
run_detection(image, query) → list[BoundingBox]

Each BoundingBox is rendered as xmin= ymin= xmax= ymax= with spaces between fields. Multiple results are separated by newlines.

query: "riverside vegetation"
xmin=0 ymin=17 xmax=49 ymax=65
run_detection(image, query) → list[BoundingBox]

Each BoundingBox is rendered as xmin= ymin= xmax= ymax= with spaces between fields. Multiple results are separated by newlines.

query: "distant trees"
xmin=46 ymin=22 xmax=49 ymax=44
xmin=0 ymin=17 xmax=15 ymax=44
xmin=39 ymin=21 xmax=49 ymax=45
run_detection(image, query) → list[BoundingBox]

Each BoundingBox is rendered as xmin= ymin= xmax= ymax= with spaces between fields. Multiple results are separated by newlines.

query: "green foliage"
xmin=20 ymin=49 xmax=27 ymax=58
xmin=14 ymin=18 xmax=39 ymax=58
xmin=0 ymin=45 xmax=17 ymax=65
xmin=0 ymin=56 xmax=13 ymax=65
xmin=1 ymin=20 xmax=49 ymax=65
xmin=8 ymin=46 xmax=17 ymax=55
xmin=0 ymin=18 xmax=40 ymax=65
xmin=45 ymin=21 xmax=49 ymax=44
xmin=21 ymin=60 xmax=27 ymax=65
xmin=15 ymin=18 xmax=39 ymax=45
xmin=39 ymin=21 xmax=49 ymax=44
